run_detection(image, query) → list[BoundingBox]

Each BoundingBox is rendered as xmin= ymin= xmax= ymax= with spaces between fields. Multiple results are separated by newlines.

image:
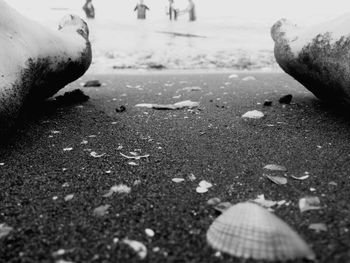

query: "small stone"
xmin=279 ymin=94 xmax=293 ymax=104
xmin=83 ymin=80 xmax=101 ymax=87
xmin=263 ymin=100 xmax=272 ymax=106
xmin=115 ymin=105 xmax=126 ymax=113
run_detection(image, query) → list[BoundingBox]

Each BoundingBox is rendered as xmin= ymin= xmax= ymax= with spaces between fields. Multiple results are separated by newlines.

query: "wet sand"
xmin=0 ymin=72 xmax=350 ymax=262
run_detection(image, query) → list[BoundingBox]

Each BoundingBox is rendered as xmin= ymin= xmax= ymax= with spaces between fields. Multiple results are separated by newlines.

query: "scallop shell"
xmin=206 ymin=202 xmax=315 ymax=261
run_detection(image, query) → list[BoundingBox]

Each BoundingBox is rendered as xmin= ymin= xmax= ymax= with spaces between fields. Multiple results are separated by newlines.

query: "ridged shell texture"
xmin=207 ymin=202 xmax=315 ymax=261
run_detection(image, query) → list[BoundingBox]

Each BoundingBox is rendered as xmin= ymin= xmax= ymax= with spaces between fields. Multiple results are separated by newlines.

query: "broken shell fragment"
xmin=207 ymin=202 xmax=315 ymax=261
xmin=103 ymin=184 xmax=131 ymax=197
xmin=299 ymin=196 xmax=321 ymax=213
xmin=228 ymin=74 xmax=238 ymax=79
xmin=122 ymin=239 xmax=147 ymax=260
xmin=207 ymin=197 xmax=222 ymax=206
xmin=214 ymin=202 xmax=233 ymax=213
xmin=172 ymin=178 xmax=185 ymax=183
xmin=196 ymin=180 xmax=213 ymax=193
xmin=90 ymin=151 xmax=106 ymax=158
xmin=291 ymin=174 xmax=309 ymax=180
xmin=252 ymin=194 xmax=277 ymax=209
xmin=263 ymin=164 xmax=287 ymax=171
xmin=309 ymin=223 xmax=327 ymax=233
xmin=264 ymin=174 xmax=288 ymax=185
xmin=242 ymin=110 xmax=264 ymax=119
xmin=0 ymin=224 xmax=13 ymax=239
xmin=199 ymin=180 xmax=213 ymax=189
xmin=93 ymin=205 xmax=111 ymax=217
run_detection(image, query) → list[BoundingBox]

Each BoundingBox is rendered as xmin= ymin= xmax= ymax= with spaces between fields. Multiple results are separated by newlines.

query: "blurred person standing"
xmin=82 ymin=0 xmax=95 ymax=19
xmin=134 ymin=0 xmax=150 ymax=20
xmin=186 ymin=0 xmax=196 ymax=21
xmin=168 ymin=0 xmax=178 ymax=21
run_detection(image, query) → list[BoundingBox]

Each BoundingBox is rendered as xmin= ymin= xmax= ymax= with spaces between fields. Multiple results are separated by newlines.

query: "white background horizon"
xmin=7 ymin=0 xmax=350 ymax=25
xmin=6 ymin=0 xmax=350 ymax=72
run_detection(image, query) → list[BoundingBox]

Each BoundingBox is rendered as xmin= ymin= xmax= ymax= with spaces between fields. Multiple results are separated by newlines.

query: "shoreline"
xmin=85 ymin=66 xmax=283 ymax=76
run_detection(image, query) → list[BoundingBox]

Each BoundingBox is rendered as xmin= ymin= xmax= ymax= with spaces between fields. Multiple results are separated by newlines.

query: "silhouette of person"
xmin=82 ymin=0 xmax=95 ymax=19
xmin=168 ymin=0 xmax=178 ymax=21
xmin=186 ymin=0 xmax=196 ymax=21
xmin=134 ymin=0 xmax=150 ymax=20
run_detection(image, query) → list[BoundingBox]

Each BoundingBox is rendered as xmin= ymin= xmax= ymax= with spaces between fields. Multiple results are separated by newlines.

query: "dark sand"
xmin=0 ymin=72 xmax=350 ymax=262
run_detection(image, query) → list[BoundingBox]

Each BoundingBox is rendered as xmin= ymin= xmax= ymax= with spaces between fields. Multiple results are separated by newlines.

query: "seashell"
xmin=0 ymin=223 xmax=13 ymax=239
xmin=291 ymin=174 xmax=309 ymax=180
xmin=299 ymin=196 xmax=321 ymax=213
xmin=145 ymin=228 xmax=155 ymax=237
xmin=308 ymin=223 xmax=327 ymax=233
xmin=93 ymin=205 xmax=111 ymax=217
xmin=228 ymin=74 xmax=238 ymax=79
xmin=172 ymin=178 xmax=185 ymax=183
xmin=264 ymin=174 xmax=288 ymax=185
xmin=90 ymin=151 xmax=106 ymax=158
xmin=103 ymin=184 xmax=131 ymax=197
xmin=242 ymin=110 xmax=264 ymax=119
xmin=271 ymin=15 xmax=350 ymax=107
xmin=214 ymin=202 xmax=233 ymax=213
xmin=242 ymin=76 xmax=256 ymax=81
xmin=207 ymin=197 xmax=222 ymax=206
xmin=122 ymin=239 xmax=147 ymax=259
xmin=207 ymin=202 xmax=315 ymax=261
xmin=263 ymin=164 xmax=287 ymax=172
xmin=251 ymin=194 xmax=278 ymax=209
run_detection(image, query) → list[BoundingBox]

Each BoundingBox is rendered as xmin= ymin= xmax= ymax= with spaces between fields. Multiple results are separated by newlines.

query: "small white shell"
xmin=242 ymin=110 xmax=264 ymax=119
xmin=207 ymin=202 xmax=315 ymax=261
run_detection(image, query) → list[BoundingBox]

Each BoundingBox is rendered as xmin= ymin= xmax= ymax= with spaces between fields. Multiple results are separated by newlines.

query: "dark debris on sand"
xmin=55 ymin=89 xmax=90 ymax=106
xmin=83 ymin=80 xmax=102 ymax=87
xmin=279 ymin=94 xmax=293 ymax=104
xmin=115 ymin=105 xmax=126 ymax=113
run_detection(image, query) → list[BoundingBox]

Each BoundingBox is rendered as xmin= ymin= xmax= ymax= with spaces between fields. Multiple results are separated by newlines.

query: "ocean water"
xmin=7 ymin=0 xmax=350 ymax=73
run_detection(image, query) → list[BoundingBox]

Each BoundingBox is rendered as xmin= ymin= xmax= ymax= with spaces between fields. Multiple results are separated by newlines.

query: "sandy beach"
xmin=0 ymin=71 xmax=349 ymax=262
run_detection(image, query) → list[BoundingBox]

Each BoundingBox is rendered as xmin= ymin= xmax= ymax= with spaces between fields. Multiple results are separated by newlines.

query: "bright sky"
xmin=7 ymin=0 xmax=350 ymax=25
